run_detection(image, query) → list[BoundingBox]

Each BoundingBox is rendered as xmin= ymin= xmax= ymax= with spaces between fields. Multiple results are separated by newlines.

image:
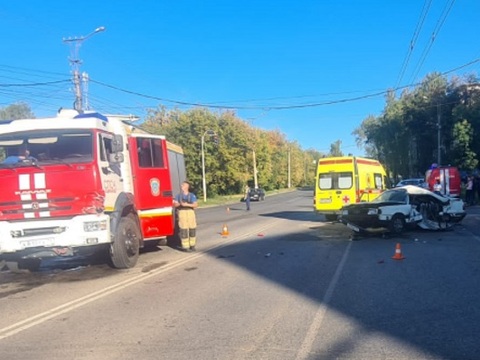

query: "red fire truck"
xmin=425 ymin=165 xmax=461 ymax=197
xmin=0 ymin=109 xmax=186 ymax=269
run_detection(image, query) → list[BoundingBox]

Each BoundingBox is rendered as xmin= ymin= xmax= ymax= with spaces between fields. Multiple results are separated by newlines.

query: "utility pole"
xmin=437 ymin=103 xmax=441 ymax=165
xmin=63 ymin=26 xmax=105 ymax=111
xmin=82 ymin=72 xmax=90 ymax=110
xmin=304 ymin=156 xmax=307 ymax=185
xmin=287 ymin=148 xmax=291 ymax=188
xmin=201 ymin=129 xmax=216 ymax=202
xmin=201 ymin=136 xmax=206 ymax=202
xmin=253 ymin=149 xmax=258 ymax=189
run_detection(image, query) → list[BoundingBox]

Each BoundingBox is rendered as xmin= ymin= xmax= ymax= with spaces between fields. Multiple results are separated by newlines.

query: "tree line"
xmin=354 ymin=72 xmax=480 ymax=181
xmin=140 ymin=106 xmax=325 ymax=196
xmin=2 ymin=69 xmax=479 ymax=195
xmin=0 ymin=102 xmax=327 ymax=197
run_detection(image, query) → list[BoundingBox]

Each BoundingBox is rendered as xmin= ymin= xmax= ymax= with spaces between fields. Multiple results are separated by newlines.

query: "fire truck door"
xmin=98 ymin=134 xmax=123 ymax=210
xmin=130 ymin=137 xmax=174 ymax=239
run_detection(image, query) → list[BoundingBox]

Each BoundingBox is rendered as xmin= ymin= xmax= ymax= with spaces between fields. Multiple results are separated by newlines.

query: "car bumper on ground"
xmin=447 ymin=212 xmax=467 ymax=222
xmin=339 ymin=216 xmax=389 ymax=234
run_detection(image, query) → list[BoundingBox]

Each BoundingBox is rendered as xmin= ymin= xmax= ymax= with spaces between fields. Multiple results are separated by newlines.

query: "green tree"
xmin=354 ymin=72 xmax=480 ymax=179
xmin=451 ymin=119 xmax=478 ymax=171
xmin=0 ymin=102 xmax=34 ymax=120
xmin=142 ymin=106 xmax=319 ymax=196
xmin=329 ymin=140 xmax=343 ymax=156
xmin=450 ymin=80 xmax=480 ymax=162
xmin=0 ymin=103 xmax=35 ymax=160
xmin=303 ymin=148 xmax=324 ymax=186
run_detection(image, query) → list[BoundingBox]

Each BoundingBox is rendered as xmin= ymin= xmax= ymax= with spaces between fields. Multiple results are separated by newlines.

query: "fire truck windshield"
xmin=0 ymin=129 xmax=93 ymax=167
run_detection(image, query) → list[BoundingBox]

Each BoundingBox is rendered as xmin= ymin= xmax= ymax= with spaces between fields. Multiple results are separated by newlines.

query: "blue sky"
xmin=1 ymin=1 xmax=479 ymax=155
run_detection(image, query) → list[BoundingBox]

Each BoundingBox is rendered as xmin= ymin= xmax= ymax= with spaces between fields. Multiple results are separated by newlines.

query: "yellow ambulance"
xmin=314 ymin=156 xmax=389 ymax=221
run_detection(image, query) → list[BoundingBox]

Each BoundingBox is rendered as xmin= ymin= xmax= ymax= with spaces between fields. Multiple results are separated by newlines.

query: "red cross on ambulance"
xmin=342 ymin=195 xmax=350 ymax=204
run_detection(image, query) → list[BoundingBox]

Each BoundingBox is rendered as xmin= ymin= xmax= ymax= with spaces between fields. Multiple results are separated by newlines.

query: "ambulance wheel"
xmin=110 ymin=215 xmax=140 ymax=269
xmin=389 ymin=214 xmax=405 ymax=234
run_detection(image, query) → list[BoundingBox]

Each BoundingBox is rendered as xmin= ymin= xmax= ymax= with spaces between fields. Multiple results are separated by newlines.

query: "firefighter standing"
xmin=173 ymin=181 xmax=198 ymax=251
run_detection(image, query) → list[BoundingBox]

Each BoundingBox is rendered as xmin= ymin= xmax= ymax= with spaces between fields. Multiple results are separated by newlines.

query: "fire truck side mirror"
xmin=108 ymin=152 xmax=124 ymax=163
xmin=112 ymin=135 xmax=124 ymax=152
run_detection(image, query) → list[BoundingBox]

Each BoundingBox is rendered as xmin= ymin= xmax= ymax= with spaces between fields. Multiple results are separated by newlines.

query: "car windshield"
xmin=0 ymin=129 xmax=93 ymax=168
xmin=398 ymin=179 xmax=423 ymax=186
xmin=372 ymin=189 xmax=408 ymax=203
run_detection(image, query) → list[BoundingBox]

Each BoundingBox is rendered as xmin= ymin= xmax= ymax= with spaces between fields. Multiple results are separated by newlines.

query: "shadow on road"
xmin=260 ymin=210 xmax=319 ymax=222
xmin=203 ymin=212 xmax=479 ymax=359
xmin=1 ymin=191 xmax=479 ymax=359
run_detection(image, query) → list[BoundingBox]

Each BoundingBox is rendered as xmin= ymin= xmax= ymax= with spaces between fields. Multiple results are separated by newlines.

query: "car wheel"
xmin=439 ymin=214 xmax=454 ymax=231
xmin=390 ymin=214 xmax=405 ymax=234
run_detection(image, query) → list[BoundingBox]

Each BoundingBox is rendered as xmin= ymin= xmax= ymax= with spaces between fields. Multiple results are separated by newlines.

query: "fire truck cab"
xmin=0 ymin=109 xmax=185 ymax=269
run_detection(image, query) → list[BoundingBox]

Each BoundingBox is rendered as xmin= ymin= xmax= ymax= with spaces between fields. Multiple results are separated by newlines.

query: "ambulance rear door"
xmin=315 ymin=158 xmax=356 ymax=214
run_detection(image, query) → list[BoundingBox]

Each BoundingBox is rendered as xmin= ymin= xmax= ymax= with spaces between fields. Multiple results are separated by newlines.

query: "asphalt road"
xmin=1 ymin=190 xmax=480 ymax=359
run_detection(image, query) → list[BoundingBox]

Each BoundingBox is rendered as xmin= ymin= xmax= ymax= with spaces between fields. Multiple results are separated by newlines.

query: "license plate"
xmin=347 ymin=223 xmax=360 ymax=232
xmin=19 ymin=238 xmax=55 ymax=249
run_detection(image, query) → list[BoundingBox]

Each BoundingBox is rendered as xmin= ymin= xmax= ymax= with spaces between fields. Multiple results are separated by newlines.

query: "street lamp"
xmin=201 ymin=129 xmax=216 ymax=202
xmin=287 ymin=148 xmax=291 ymax=188
xmin=63 ymin=26 xmax=106 ymax=111
xmin=252 ymin=149 xmax=258 ymax=189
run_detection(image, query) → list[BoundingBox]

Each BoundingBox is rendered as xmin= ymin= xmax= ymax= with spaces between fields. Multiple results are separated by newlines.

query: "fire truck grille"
xmin=11 ymin=226 xmax=67 ymax=238
xmin=0 ymin=197 xmax=73 ymax=215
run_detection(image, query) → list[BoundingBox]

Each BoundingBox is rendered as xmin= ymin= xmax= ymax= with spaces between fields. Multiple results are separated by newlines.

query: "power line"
xmin=90 ymin=78 xmax=389 ymax=111
xmin=410 ymin=0 xmax=457 ymax=83
xmin=441 ymin=57 xmax=480 ymax=75
xmin=395 ymin=0 xmax=433 ymax=89
xmin=200 ymin=89 xmax=386 ymax=106
xmin=1 ymin=56 xmax=478 ymax=114
xmin=0 ymin=64 xmax=68 ymax=79
xmin=0 ymin=79 xmax=70 ymax=87
xmin=89 ymin=56 xmax=479 ymax=112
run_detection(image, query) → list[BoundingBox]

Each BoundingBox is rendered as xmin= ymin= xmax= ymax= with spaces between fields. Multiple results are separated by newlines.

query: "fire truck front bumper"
xmin=0 ymin=214 xmax=111 ymax=259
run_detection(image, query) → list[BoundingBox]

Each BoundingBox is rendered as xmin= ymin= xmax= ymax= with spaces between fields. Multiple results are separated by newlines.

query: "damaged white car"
xmin=339 ymin=185 xmax=466 ymax=235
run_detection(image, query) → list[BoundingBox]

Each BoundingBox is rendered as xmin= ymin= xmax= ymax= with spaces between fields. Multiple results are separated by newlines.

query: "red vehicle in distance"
xmin=425 ymin=165 xmax=461 ymax=197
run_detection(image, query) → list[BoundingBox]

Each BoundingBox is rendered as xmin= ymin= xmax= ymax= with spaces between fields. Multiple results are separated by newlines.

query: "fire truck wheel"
xmin=110 ymin=215 xmax=140 ymax=269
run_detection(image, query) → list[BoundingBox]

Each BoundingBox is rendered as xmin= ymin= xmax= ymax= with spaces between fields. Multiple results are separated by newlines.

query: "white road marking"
xmin=0 ymin=219 xmax=282 ymax=341
xmin=295 ymin=241 xmax=352 ymax=360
